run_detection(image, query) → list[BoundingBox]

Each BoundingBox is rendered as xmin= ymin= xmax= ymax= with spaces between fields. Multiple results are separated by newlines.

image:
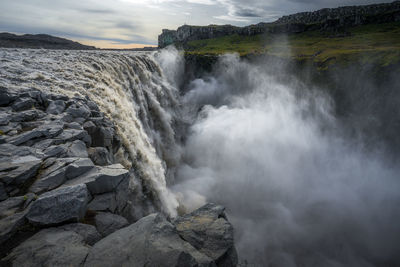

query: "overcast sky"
xmin=0 ymin=0 xmax=393 ymax=48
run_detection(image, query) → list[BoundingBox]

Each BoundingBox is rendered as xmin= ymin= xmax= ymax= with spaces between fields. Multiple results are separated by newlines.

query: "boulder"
xmin=10 ymin=110 xmax=42 ymax=122
xmin=0 ymin=183 xmax=7 ymax=201
xmin=11 ymin=98 xmax=34 ymax=111
xmin=88 ymin=147 xmax=112 ymax=166
xmin=0 ymin=90 xmax=17 ymax=106
xmin=26 ymin=184 xmax=89 ymax=226
xmin=0 ymin=212 xmax=26 ymax=247
xmin=87 ymin=192 xmax=117 ymax=212
xmin=174 ymin=203 xmax=238 ymax=266
xmin=58 ymin=223 xmax=102 ymax=246
xmin=0 ymin=194 xmax=34 ymax=219
xmin=94 ymin=212 xmax=129 ymax=237
xmin=64 ymin=164 xmax=128 ymax=195
xmin=84 ymin=213 xmax=214 ymax=267
xmin=46 ymin=100 xmax=65 ymax=115
xmin=0 ymin=113 xmax=10 ymax=126
xmin=1 ymin=228 xmax=89 ymax=267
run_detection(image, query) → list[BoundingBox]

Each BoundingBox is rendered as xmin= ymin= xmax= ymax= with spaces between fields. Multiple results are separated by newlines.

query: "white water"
xmin=0 ymin=47 xmax=182 ymax=217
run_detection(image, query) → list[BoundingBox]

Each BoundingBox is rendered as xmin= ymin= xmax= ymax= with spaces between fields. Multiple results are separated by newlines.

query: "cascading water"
xmin=0 ymin=47 xmax=183 ymax=217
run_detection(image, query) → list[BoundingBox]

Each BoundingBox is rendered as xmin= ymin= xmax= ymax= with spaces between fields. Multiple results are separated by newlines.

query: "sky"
xmin=0 ymin=0 xmax=394 ymax=48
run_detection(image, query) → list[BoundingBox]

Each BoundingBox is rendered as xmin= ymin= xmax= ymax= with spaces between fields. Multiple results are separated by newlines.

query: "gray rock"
xmin=54 ymin=128 xmax=91 ymax=146
xmin=46 ymin=100 xmax=65 ymax=115
xmin=175 ymin=203 xmax=237 ymax=266
xmin=65 ymin=164 xmax=128 ymax=195
xmin=32 ymin=138 xmax=55 ymax=150
xmin=7 ymin=128 xmax=43 ymax=145
xmin=88 ymin=147 xmax=112 ymax=166
xmin=0 ymin=144 xmax=41 ymax=160
xmin=2 ymin=228 xmax=89 ymax=267
xmin=11 ymin=97 xmax=34 ymax=111
xmin=0 ymin=212 xmax=26 ymax=247
xmin=87 ymin=192 xmax=116 ymax=212
xmin=94 ymin=212 xmax=129 ymax=237
xmin=58 ymin=223 xmax=102 ymax=246
xmin=0 ymin=194 xmax=34 ymax=219
xmin=0 ymin=183 xmax=7 ymax=201
xmin=65 ymin=158 xmax=94 ymax=179
xmin=10 ymin=110 xmax=42 ymax=122
xmin=0 ymin=90 xmax=17 ymax=106
xmin=0 ymin=113 xmax=10 ymax=126
xmin=0 ymin=156 xmax=41 ymax=193
xmin=26 ymin=184 xmax=89 ymax=226
xmin=66 ymin=103 xmax=91 ymax=119
xmin=84 ymin=123 xmax=113 ymax=149
xmin=66 ymin=121 xmax=82 ymax=130
xmin=84 ymin=213 xmax=214 ymax=267
xmin=29 ymin=166 xmax=67 ymax=194
xmin=65 ymin=140 xmax=88 ymax=158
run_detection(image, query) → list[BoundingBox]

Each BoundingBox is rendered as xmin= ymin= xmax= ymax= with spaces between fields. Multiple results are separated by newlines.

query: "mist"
xmin=173 ymin=53 xmax=400 ymax=266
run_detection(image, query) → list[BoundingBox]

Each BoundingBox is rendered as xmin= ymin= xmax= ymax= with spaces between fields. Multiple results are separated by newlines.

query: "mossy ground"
xmin=185 ymin=22 xmax=400 ymax=68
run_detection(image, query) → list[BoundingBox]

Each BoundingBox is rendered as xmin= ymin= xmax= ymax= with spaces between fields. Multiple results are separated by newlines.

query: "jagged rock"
xmin=54 ymin=128 xmax=91 ymax=146
xmin=84 ymin=122 xmax=112 ymax=149
xmin=175 ymin=203 xmax=238 ymax=266
xmin=0 ymin=90 xmax=17 ymax=106
xmin=64 ymin=164 xmax=128 ymax=195
xmin=26 ymin=184 xmax=89 ymax=226
xmin=29 ymin=158 xmax=94 ymax=194
xmin=11 ymin=98 xmax=34 ymax=111
xmin=32 ymin=139 xmax=55 ymax=150
xmin=88 ymin=192 xmax=117 ymax=212
xmin=0 ymin=113 xmax=10 ymax=126
xmin=0 ymin=144 xmax=41 ymax=160
xmin=0 ymin=194 xmax=35 ymax=219
xmin=58 ymin=223 xmax=102 ymax=246
xmin=84 ymin=213 xmax=214 ymax=267
xmin=65 ymin=121 xmax=82 ymax=130
xmin=0 ymin=183 xmax=7 ymax=201
xmin=46 ymin=100 xmax=65 ymax=115
xmin=94 ymin=212 xmax=129 ymax=237
xmin=65 ymin=140 xmax=88 ymax=158
xmin=7 ymin=129 xmax=43 ymax=146
xmin=10 ymin=110 xmax=43 ymax=122
xmin=0 ymin=212 xmax=26 ymax=247
xmin=0 ymin=156 xmax=42 ymax=195
xmin=43 ymin=145 xmax=67 ymax=158
xmin=88 ymin=147 xmax=112 ymax=166
xmin=66 ymin=103 xmax=91 ymax=119
xmin=2 ymin=228 xmax=89 ymax=267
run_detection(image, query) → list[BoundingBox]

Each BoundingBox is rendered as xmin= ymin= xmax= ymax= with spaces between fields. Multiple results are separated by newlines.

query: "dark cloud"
xmin=234 ymin=8 xmax=262 ymax=17
xmin=80 ymin=8 xmax=116 ymax=14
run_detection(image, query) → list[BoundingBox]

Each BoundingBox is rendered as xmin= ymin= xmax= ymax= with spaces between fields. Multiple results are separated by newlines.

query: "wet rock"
xmin=94 ymin=212 xmax=129 ymax=237
xmin=64 ymin=164 xmax=128 ymax=195
xmin=0 ymin=183 xmax=7 ymax=201
xmin=84 ymin=213 xmax=213 ymax=267
xmin=84 ymin=122 xmax=112 ymax=149
xmin=58 ymin=223 xmax=102 ymax=246
xmin=88 ymin=147 xmax=112 ymax=166
xmin=174 ymin=203 xmax=238 ymax=266
xmin=46 ymin=100 xmax=65 ymax=115
xmin=88 ymin=192 xmax=117 ymax=212
xmin=26 ymin=184 xmax=89 ymax=226
xmin=11 ymin=98 xmax=34 ymax=111
xmin=2 ymin=228 xmax=89 ymax=267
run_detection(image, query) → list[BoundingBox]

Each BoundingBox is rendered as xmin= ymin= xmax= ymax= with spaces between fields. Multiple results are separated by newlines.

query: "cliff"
xmin=158 ymin=1 xmax=400 ymax=48
xmin=0 ymin=33 xmax=96 ymax=50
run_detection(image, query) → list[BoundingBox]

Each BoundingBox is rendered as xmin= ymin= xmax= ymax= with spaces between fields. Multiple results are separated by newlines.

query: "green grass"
xmin=186 ymin=22 xmax=400 ymax=67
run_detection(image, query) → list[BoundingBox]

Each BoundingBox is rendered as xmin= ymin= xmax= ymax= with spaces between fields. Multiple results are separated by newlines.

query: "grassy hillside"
xmin=185 ymin=22 xmax=400 ymax=68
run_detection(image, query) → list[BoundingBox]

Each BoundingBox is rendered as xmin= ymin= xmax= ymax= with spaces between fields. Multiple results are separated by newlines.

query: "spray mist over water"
xmin=174 ymin=54 xmax=400 ymax=266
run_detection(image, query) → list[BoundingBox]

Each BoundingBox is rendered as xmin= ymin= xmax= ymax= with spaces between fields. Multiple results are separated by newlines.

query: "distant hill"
xmin=158 ymin=1 xmax=400 ymax=48
xmin=0 ymin=33 xmax=96 ymax=50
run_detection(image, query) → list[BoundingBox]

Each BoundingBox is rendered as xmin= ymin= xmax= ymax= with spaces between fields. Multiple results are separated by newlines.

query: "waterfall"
xmin=0 ymin=48 xmax=183 ymax=217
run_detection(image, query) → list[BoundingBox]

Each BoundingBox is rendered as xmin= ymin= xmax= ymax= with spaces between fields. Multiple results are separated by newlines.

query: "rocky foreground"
xmin=0 ymin=87 xmax=237 ymax=266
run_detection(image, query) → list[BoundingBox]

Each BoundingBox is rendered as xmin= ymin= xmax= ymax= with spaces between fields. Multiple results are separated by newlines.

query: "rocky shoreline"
xmin=0 ymin=87 xmax=237 ymax=266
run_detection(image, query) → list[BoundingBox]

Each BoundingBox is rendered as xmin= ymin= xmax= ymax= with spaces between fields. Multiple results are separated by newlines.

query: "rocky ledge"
xmin=0 ymin=87 xmax=237 ymax=266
